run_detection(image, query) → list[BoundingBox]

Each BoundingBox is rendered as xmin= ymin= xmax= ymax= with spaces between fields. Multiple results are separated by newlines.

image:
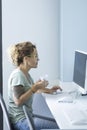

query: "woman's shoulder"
xmin=10 ymin=68 xmax=25 ymax=78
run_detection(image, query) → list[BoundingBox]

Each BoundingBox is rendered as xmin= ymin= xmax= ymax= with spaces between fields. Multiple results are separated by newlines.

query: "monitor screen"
xmin=73 ymin=50 xmax=87 ymax=89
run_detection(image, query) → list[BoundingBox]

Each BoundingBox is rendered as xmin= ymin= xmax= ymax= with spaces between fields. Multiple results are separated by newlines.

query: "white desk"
xmin=42 ymin=82 xmax=87 ymax=129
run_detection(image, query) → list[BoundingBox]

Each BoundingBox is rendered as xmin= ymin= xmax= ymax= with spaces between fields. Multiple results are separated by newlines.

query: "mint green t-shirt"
xmin=8 ymin=68 xmax=34 ymax=124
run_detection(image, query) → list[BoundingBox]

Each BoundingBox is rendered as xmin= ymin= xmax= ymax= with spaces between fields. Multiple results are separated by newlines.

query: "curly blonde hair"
xmin=7 ymin=41 xmax=36 ymax=66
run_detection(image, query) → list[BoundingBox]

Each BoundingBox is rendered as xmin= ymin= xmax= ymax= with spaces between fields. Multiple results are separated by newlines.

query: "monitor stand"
xmin=83 ymin=78 xmax=87 ymax=96
xmin=82 ymin=60 xmax=87 ymax=96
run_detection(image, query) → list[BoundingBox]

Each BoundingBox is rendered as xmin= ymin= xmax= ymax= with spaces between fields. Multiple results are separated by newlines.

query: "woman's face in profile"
xmin=27 ymin=48 xmax=39 ymax=68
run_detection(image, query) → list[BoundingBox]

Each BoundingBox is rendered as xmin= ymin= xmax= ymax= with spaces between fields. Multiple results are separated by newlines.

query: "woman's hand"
xmin=31 ymin=80 xmax=49 ymax=93
xmin=49 ymin=86 xmax=62 ymax=94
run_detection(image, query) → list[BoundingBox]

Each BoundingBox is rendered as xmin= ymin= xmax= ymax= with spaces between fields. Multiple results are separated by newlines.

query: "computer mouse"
xmin=52 ymin=91 xmax=58 ymax=95
xmin=58 ymin=96 xmax=73 ymax=103
xmin=52 ymin=90 xmax=63 ymax=95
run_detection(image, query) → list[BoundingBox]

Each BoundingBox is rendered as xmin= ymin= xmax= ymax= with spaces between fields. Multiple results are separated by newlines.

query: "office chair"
xmin=23 ymin=105 xmax=36 ymax=130
xmin=0 ymin=93 xmax=12 ymax=130
xmin=23 ymin=93 xmax=59 ymax=130
xmin=23 ymin=105 xmax=57 ymax=130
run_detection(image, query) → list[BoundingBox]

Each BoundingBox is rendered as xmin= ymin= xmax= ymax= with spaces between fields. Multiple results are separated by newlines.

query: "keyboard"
xmin=63 ymin=108 xmax=87 ymax=125
xmin=53 ymin=89 xmax=78 ymax=95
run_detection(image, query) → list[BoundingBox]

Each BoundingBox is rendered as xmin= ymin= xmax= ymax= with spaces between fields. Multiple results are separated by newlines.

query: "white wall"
xmin=60 ymin=0 xmax=87 ymax=81
xmin=2 ymin=0 xmax=60 ymax=98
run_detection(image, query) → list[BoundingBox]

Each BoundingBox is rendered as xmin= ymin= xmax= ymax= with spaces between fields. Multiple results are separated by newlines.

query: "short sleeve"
xmin=11 ymin=72 xmax=26 ymax=87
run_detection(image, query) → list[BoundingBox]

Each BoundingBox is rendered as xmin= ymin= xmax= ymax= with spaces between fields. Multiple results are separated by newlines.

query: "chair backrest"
xmin=23 ymin=105 xmax=36 ymax=130
xmin=0 ymin=93 xmax=12 ymax=130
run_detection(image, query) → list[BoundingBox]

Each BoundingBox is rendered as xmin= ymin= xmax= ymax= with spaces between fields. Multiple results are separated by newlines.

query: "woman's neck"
xmin=18 ymin=64 xmax=30 ymax=75
xmin=18 ymin=65 xmax=32 ymax=84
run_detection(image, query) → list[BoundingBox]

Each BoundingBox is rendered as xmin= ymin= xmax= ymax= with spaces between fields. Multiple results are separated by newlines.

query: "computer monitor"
xmin=73 ymin=50 xmax=87 ymax=94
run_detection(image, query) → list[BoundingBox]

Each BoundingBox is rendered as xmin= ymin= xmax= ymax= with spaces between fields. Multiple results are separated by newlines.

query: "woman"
xmin=8 ymin=41 xmax=62 ymax=130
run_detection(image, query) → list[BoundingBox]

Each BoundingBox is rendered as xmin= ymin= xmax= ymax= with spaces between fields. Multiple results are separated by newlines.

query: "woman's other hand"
xmin=49 ymin=86 xmax=62 ymax=94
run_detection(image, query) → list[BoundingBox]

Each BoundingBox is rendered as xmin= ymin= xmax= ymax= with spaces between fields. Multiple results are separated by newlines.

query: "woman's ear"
xmin=24 ymin=56 xmax=29 ymax=60
xmin=23 ymin=56 xmax=29 ymax=63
